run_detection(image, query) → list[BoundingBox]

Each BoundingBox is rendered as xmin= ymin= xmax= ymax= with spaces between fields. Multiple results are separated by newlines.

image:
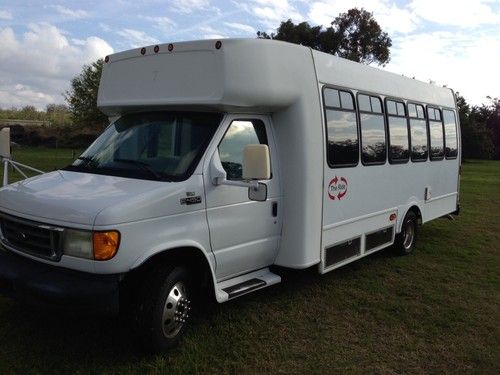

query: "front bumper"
xmin=0 ymin=248 xmax=121 ymax=314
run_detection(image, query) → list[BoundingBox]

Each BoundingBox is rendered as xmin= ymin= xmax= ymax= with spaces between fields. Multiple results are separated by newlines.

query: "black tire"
xmin=133 ymin=265 xmax=193 ymax=353
xmin=393 ymin=210 xmax=418 ymax=255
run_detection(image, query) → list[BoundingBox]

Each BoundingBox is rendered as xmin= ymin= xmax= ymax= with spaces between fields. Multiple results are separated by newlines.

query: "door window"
xmin=218 ymin=119 xmax=268 ymax=180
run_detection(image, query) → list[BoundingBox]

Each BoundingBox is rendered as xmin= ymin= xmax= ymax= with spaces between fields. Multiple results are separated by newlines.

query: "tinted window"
xmin=66 ymin=112 xmax=221 ymax=181
xmin=387 ymin=100 xmax=397 ymax=115
xmin=416 ymin=105 xmax=425 ymax=119
xmin=324 ymin=88 xmax=341 ymax=108
xmin=428 ymin=107 xmax=444 ymax=160
xmin=324 ymin=88 xmax=358 ymax=167
xmin=396 ymin=102 xmax=405 ymax=116
xmin=409 ymin=103 xmax=425 ymax=119
xmin=359 ymin=94 xmax=385 ymax=164
xmin=443 ymin=109 xmax=458 ymax=158
xmin=340 ymin=91 xmax=354 ymax=110
xmin=371 ymin=97 xmax=382 ymax=113
xmin=428 ymin=107 xmax=436 ymax=120
xmin=326 ymin=110 xmax=359 ymax=166
xmin=361 ymin=113 xmax=386 ymax=164
xmin=358 ymin=94 xmax=371 ymax=112
xmin=410 ymin=119 xmax=428 ymax=161
xmin=219 ymin=119 xmax=268 ymax=180
xmin=408 ymin=104 xmax=417 ymax=118
xmin=388 ymin=116 xmax=409 ymax=162
xmin=429 ymin=120 xmax=444 ymax=159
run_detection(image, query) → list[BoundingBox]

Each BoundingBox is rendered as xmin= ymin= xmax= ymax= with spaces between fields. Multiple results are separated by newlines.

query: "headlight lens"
xmin=63 ymin=229 xmax=120 ymax=260
xmin=63 ymin=229 xmax=93 ymax=259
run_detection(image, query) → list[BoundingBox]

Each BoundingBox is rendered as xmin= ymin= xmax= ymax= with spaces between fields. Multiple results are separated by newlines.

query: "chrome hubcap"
xmin=162 ymin=281 xmax=191 ymax=338
xmin=403 ymin=221 xmax=415 ymax=250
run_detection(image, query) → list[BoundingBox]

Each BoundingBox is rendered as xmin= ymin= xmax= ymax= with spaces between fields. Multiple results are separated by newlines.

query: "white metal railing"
xmin=1 ymin=128 xmax=44 ymax=186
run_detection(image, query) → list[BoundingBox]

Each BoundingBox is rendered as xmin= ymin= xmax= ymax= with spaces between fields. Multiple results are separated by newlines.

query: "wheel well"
xmin=121 ymin=247 xmax=215 ymax=304
xmin=408 ymin=205 xmax=422 ymax=225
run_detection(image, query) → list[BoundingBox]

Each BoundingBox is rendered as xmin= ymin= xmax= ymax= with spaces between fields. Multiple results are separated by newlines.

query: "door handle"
xmin=272 ymin=202 xmax=278 ymax=217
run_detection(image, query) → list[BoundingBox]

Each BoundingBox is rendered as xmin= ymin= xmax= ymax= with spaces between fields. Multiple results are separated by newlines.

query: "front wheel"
xmin=393 ymin=211 xmax=418 ymax=255
xmin=134 ymin=266 xmax=193 ymax=352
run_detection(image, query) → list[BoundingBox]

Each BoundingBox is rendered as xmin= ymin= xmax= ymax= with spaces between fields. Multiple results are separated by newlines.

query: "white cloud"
xmin=198 ymin=26 xmax=226 ymax=39
xmin=0 ymin=10 xmax=13 ymax=20
xmin=224 ymin=22 xmax=256 ymax=34
xmin=171 ymin=0 xmax=210 ymax=14
xmin=202 ymin=34 xmax=227 ymax=39
xmin=0 ymin=24 xmax=113 ymax=109
xmin=308 ymin=1 xmax=419 ymax=34
xmin=249 ymin=0 xmax=303 ymax=28
xmin=140 ymin=16 xmax=175 ymax=32
xmin=385 ymin=31 xmax=500 ymax=105
xmin=51 ymin=5 xmax=89 ymax=20
xmin=99 ymin=23 xmax=112 ymax=32
xmin=116 ymin=28 xmax=159 ymax=48
xmin=409 ymin=0 xmax=500 ymax=27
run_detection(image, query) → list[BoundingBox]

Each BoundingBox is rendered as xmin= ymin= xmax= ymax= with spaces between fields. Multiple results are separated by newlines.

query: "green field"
xmin=4 ymin=148 xmax=82 ymax=183
xmin=0 ymin=150 xmax=499 ymax=374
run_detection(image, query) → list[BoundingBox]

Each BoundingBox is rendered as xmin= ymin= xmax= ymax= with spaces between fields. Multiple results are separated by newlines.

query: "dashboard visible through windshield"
xmin=64 ymin=112 xmax=222 ymax=181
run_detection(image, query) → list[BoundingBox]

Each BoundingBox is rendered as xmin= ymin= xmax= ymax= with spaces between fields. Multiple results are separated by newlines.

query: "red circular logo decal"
xmin=328 ymin=176 xmax=348 ymax=200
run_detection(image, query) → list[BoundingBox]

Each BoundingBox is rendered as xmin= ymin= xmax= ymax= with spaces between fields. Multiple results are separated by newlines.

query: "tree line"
xmin=2 ymin=8 xmax=498 ymax=159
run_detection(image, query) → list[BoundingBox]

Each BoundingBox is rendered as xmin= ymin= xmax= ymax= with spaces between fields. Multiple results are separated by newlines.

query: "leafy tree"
xmin=481 ymin=97 xmax=500 ymax=159
xmin=46 ymin=103 xmax=69 ymax=113
xmin=257 ymin=8 xmax=392 ymax=65
xmin=65 ymin=59 xmax=108 ymax=130
xmin=456 ymin=94 xmax=494 ymax=159
xmin=21 ymin=105 xmax=37 ymax=113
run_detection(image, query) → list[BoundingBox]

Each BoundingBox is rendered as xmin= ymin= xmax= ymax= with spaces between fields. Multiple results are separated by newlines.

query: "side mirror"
xmin=209 ymin=145 xmax=269 ymax=202
xmin=248 ymin=182 xmax=267 ymax=202
xmin=243 ymin=144 xmax=270 ymax=180
xmin=0 ymin=128 xmax=10 ymax=158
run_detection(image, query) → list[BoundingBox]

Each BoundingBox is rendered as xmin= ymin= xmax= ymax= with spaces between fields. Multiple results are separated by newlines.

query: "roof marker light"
xmin=154 ymin=45 xmax=159 ymax=53
xmin=215 ymin=40 xmax=222 ymax=49
xmin=104 ymin=55 xmax=109 ymax=63
xmin=168 ymin=43 xmax=174 ymax=52
xmin=140 ymin=47 xmax=146 ymax=55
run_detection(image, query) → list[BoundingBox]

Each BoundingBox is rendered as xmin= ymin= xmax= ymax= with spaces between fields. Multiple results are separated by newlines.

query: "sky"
xmin=0 ymin=0 xmax=499 ymax=110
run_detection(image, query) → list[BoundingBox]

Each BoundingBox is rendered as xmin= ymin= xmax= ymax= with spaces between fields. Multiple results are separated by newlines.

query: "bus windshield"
xmin=64 ymin=111 xmax=222 ymax=181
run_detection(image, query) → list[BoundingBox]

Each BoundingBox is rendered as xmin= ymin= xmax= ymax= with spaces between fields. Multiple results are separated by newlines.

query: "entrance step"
xmin=215 ymin=268 xmax=281 ymax=302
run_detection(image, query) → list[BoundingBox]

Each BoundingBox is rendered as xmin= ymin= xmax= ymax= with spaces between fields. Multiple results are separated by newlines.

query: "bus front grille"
xmin=0 ymin=213 xmax=63 ymax=261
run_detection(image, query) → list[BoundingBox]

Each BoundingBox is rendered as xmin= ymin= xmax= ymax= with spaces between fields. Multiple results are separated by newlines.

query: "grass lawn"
xmin=0 ymin=150 xmax=499 ymax=374
xmin=3 ymin=147 xmax=82 ymax=183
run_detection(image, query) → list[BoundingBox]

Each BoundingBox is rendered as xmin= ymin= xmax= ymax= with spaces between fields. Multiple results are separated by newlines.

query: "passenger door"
xmin=204 ymin=115 xmax=281 ymax=280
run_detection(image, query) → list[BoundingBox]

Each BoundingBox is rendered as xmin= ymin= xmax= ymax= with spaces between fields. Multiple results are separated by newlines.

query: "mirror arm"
xmin=214 ymin=177 xmax=260 ymax=189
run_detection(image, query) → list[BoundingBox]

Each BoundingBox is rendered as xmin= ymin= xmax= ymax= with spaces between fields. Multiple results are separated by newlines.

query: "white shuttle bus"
xmin=0 ymin=39 xmax=460 ymax=351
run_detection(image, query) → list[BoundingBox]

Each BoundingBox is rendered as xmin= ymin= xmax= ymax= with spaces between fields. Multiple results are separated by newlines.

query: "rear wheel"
xmin=134 ymin=265 xmax=193 ymax=352
xmin=393 ymin=211 xmax=418 ymax=255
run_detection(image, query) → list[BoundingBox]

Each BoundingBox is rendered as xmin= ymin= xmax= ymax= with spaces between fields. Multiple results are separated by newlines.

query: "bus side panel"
xmin=320 ymin=144 xmax=459 ymax=274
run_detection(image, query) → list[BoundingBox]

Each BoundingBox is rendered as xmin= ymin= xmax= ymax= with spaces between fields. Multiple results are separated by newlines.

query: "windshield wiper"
xmin=76 ymin=156 xmax=97 ymax=166
xmin=113 ymin=158 xmax=168 ymax=181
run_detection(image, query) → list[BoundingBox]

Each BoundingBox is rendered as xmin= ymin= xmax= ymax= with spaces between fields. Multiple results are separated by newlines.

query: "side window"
xmin=386 ymin=99 xmax=409 ymax=163
xmin=218 ymin=119 xmax=268 ymax=180
xmin=324 ymin=88 xmax=358 ymax=167
xmin=428 ymin=107 xmax=444 ymax=160
xmin=409 ymin=103 xmax=428 ymax=161
xmin=443 ymin=109 xmax=458 ymax=159
xmin=358 ymin=93 xmax=386 ymax=164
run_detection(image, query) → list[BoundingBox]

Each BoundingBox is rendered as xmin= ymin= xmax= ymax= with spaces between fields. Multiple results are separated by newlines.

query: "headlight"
xmin=63 ymin=229 xmax=93 ymax=259
xmin=63 ymin=229 xmax=120 ymax=261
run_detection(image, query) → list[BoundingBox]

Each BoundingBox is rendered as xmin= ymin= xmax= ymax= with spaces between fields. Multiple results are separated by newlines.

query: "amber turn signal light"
xmin=93 ymin=231 xmax=120 ymax=260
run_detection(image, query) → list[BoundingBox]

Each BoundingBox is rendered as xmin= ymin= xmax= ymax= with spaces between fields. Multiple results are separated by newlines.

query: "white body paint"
xmin=0 ymin=39 xmax=460 ymax=301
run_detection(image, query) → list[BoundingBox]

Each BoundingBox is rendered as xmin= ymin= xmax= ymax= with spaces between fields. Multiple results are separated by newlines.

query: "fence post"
xmin=1 ymin=128 xmax=10 ymax=186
